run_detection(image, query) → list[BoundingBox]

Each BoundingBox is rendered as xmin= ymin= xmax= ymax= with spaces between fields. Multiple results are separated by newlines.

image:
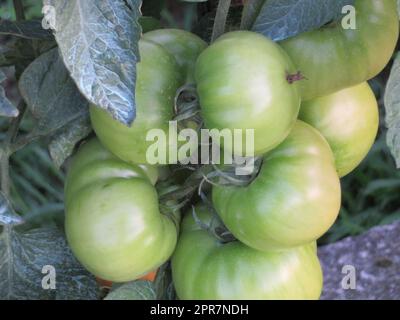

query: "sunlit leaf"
xmin=43 ymin=0 xmax=142 ymax=125
xmin=253 ymin=0 xmax=354 ymax=41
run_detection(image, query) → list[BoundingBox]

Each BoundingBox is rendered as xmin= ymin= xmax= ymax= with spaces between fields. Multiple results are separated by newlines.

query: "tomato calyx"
xmin=159 ymin=200 xmax=181 ymax=231
xmin=286 ymin=71 xmax=306 ymax=84
xmin=206 ymin=157 xmax=263 ymax=188
xmin=191 ymin=204 xmax=236 ymax=244
xmin=157 ymin=170 xmax=200 ymax=208
xmin=156 ymin=157 xmax=263 ymax=245
xmin=174 ymin=83 xmax=202 ymax=131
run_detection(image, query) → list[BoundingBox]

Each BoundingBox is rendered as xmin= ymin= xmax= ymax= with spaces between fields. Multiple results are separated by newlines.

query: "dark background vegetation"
xmin=1 ymin=0 xmax=399 ymax=244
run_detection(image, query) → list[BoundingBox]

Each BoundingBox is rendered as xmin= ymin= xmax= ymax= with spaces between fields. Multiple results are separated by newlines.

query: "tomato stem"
xmin=13 ymin=0 xmax=26 ymax=21
xmin=174 ymin=83 xmax=203 ymax=132
xmin=286 ymin=71 xmax=306 ymax=84
xmin=211 ymin=0 xmax=232 ymax=42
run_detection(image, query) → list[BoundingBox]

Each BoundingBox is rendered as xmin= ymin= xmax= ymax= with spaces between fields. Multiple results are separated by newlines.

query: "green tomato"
xmin=300 ymin=82 xmax=379 ymax=177
xmin=172 ymin=206 xmax=323 ymax=300
xmin=212 ymin=121 xmax=341 ymax=252
xmin=90 ymin=39 xmax=182 ymax=165
xmin=280 ymin=0 xmax=399 ymax=101
xmin=144 ymin=28 xmax=207 ymax=83
xmin=195 ymin=31 xmax=300 ymax=156
xmin=64 ymin=139 xmax=178 ymax=282
xmin=139 ymin=16 xmax=161 ymax=33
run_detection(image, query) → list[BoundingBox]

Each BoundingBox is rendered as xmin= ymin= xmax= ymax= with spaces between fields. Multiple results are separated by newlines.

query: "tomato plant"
xmin=212 ymin=121 xmax=341 ymax=252
xmin=171 ymin=206 xmax=323 ymax=300
xmin=1 ymin=0 xmax=399 ymax=301
xmin=280 ymin=0 xmax=399 ymax=101
xmin=64 ymin=139 xmax=179 ymax=282
xmin=195 ymin=31 xmax=301 ymax=156
xmin=300 ymin=82 xmax=379 ymax=177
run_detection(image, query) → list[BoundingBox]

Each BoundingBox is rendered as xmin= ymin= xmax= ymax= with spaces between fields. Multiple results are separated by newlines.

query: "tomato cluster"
xmin=65 ymin=0 xmax=399 ymax=300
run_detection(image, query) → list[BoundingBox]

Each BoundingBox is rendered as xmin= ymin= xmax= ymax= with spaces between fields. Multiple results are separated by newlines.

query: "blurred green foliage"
xmin=0 ymin=0 xmax=42 ymax=20
xmin=9 ymin=141 xmax=65 ymax=228
xmin=0 ymin=113 xmax=65 ymax=230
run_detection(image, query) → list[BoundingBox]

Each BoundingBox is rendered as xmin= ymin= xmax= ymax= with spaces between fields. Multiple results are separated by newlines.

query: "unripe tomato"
xmin=212 ymin=121 xmax=341 ymax=252
xmin=65 ymin=139 xmax=179 ymax=282
xmin=280 ymin=0 xmax=399 ymax=101
xmin=172 ymin=206 xmax=323 ymax=300
xmin=90 ymin=39 xmax=182 ymax=165
xmin=144 ymin=28 xmax=207 ymax=83
xmin=299 ymin=82 xmax=379 ymax=177
xmin=195 ymin=31 xmax=300 ymax=156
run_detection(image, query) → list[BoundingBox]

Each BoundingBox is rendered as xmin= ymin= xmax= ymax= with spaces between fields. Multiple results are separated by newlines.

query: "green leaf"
xmin=105 ymin=280 xmax=156 ymax=300
xmin=253 ymin=0 xmax=354 ymax=41
xmin=0 ymin=226 xmax=98 ymax=299
xmin=0 ymin=70 xmax=18 ymax=117
xmin=0 ymin=19 xmax=53 ymax=39
xmin=43 ymin=0 xmax=142 ymax=126
xmin=49 ymin=116 xmax=92 ymax=168
xmin=384 ymin=53 xmax=400 ymax=168
xmin=19 ymin=48 xmax=89 ymax=137
xmin=0 ymin=38 xmax=56 ymax=69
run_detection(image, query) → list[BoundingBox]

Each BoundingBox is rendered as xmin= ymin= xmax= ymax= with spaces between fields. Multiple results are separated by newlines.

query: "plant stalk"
xmin=211 ymin=0 xmax=232 ymax=42
xmin=13 ymin=0 xmax=26 ymax=21
xmin=240 ymin=0 xmax=265 ymax=30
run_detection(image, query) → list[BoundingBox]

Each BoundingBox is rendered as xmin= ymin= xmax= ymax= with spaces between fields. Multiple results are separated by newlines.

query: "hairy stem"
xmin=211 ymin=0 xmax=232 ymax=42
